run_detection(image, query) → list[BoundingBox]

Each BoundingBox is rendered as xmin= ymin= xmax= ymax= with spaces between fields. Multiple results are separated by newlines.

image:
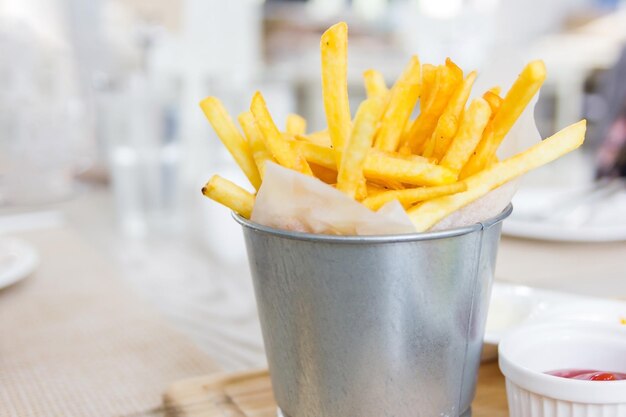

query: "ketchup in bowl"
xmin=547 ymin=369 xmax=626 ymax=381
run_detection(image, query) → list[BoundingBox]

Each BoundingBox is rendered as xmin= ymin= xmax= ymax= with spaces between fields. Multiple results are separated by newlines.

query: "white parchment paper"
xmin=251 ymin=163 xmax=415 ymax=235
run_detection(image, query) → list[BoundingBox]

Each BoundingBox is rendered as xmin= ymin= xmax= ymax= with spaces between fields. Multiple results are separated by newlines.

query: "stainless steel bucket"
xmin=235 ymin=205 xmax=512 ymax=417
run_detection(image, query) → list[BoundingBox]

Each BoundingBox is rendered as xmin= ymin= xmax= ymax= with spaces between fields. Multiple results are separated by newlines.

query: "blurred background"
xmin=2 ymin=0 xmax=626 ymax=370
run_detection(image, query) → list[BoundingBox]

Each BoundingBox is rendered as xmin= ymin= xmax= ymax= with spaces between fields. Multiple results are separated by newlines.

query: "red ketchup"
xmin=546 ymin=369 xmax=626 ymax=381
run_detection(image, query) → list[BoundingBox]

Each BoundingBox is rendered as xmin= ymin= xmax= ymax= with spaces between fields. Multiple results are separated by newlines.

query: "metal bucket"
xmin=235 ymin=205 xmax=512 ymax=417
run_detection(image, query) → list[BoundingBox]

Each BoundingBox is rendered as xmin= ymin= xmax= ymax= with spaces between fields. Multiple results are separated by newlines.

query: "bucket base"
xmin=277 ymin=406 xmax=472 ymax=417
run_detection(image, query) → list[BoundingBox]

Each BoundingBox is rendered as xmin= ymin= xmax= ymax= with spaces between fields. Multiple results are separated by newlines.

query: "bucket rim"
xmin=233 ymin=204 xmax=512 ymax=244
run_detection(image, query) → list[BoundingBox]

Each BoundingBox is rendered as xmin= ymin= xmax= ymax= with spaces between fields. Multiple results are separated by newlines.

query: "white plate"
xmin=503 ymin=219 xmax=626 ymax=242
xmin=0 ymin=237 xmax=39 ymax=290
xmin=502 ymin=185 xmax=626 ymax=242
xmin=482 ymin=282 xmax=626 ymax=360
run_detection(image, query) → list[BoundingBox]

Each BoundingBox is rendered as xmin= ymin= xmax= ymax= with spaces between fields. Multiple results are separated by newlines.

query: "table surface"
xmin=0 ymin=225 xmax=219 ymax=417
xmin=2 ymin=188 xmax=625 ymax=416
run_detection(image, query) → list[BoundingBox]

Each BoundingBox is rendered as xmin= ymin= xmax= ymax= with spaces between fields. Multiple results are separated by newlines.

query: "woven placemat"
xmin=0 ymin=227 xmax=219 ymax=417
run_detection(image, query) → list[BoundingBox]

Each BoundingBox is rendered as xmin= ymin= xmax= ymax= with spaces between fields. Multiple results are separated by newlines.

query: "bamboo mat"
xmin=164 ymin=361 xmax=509 ymax=417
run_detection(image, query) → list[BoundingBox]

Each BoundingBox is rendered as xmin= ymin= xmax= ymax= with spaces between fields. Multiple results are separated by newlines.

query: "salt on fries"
xmin=200 ymin=22 xmax=586 ymax=233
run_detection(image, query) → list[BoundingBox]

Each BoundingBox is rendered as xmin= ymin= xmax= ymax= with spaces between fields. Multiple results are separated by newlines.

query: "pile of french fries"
xmin=201 ymin=22 xmax=586 ymax=232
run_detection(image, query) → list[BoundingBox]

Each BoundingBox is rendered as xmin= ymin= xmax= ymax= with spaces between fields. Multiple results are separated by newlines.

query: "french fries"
xmin=488 ymin=86 xmax=501 ymax=95
xmin=299 ymin=130 xmax=332 ymax=147
xmin=363 ymin=69 xmax=389 ymax=99
xmin=420 ymin=64 xmax=437 ymax=106
xmin=199 ymin=97 xmax=262 ymax=190
xmin=337 ymin=97 xmax=386 ymax=198
xmin=310 ymin=163 xmax=338 ymax=184
xmin=368 ymin=178 xmax=405 ymax=191
xmin=238 ymin=111 xmax=275 ymax=177
xmin=440 ymin=98 xmax=492 ymax=173
xmin=425 ymin=71 xmax=477 ymax=160
xmin=201 ymin=22 xmax=586 ymax=234
xmin=460 ymin=60 xmax=547 ymax=178
xmin=374 ymin=56 xmax=421 ymax=152
xmin=291 ymin=140 xmax=336 ymax=169
xmin=286 ymin=114 xmax=307 ymax=135
xmin=362 ymin=182 xmax=467 ymax=211
xmin=483 ymin=89 xmax=503 ymax=116
xmin=364 ymin=150 xmax=457 ymax=186
xmin=409 ymin=120 xmax=586 ymax=231
xmin=404 ymin=61 xmax=461 ymax=154
xmin=202 ymin=175 xmax=255 ymax=219
xmin=292 ymin=141 xmax=455 ymax=187
xmin=250 ymin=92 xmax=313 ymax=176
xmin=321 ymin=22 xmax=351 ymax=162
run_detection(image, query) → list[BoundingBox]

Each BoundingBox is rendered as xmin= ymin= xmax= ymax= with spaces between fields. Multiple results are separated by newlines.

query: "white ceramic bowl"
xmin=499 ymin=322 xmax=626 ymax=417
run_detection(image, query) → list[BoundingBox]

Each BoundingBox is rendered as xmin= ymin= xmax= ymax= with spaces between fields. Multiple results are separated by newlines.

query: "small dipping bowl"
xmin=499 ymin=322 xmax=626 ymax=417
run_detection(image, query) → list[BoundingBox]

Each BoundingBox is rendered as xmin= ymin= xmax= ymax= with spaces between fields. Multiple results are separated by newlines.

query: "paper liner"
xmin=251 ymin=163 xmax=415 ymax=235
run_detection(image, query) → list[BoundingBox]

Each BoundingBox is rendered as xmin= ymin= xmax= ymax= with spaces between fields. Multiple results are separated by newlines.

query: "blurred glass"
xmin=0 ymin=18 xmax=90 ymax=206
xmin=399 ymin=0 xmax=499 ymax=70
xmin=97 ymin=73 xmax=182 ymax=237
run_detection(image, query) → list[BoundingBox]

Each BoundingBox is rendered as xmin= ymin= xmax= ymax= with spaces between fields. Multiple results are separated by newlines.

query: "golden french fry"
xmin=362 ymin=182 xmax=467 ymax=211
xmin=445 ymin=57 xmax=463 ymax=79
xmin=488 ymin=86 xmax=501 ymax=95
xmin=354 ymin=182 xmax=369 ymax=201
xmin=374 ymin=56 xmax=422 ymax=152
xmin=409 ymin=120 xmax=586 ymax=231
xmin=420 ymin=63 xmax=437 ymax=106
xmin=292 ymin=140 xmax=336 ymax=169
xmin=366 ymin=182 xmax=386 ymax=196
xmin=321 ymin=22 xmax=351 ymax=161
xmin=378 ymin=149 xmax=433 ymax=164
xmin=298 ymin=130 xmax=332 ymax=147
xmin=426 ymin=71 xmax=477 ymax=160
xmin=310 ymin=163 xmax=337 ymax=184
xmin=337 ymin=97 xmax=386 ymax=198
xmin=202 ymin=175 xmax=255 ymax=219
xmin=440 ymin=98 xmax=492 ymax=173
xmin=367 ymin=178 xmax=405 ymax=190
xmin=364 ymin=149 xmax=457 ymax=186
xmin=291 ymin=141 xmax=436 ymax=184
xmin=482 ymin=90 xmax=503 ymax=117
xmin=250 ymin=92 xmax=313 ymax=176
xmin=460 ymin=60 xmax=547 ymax=178
xmin=363 ymin=69 xmax=389 ymax=99
xmin=292 ymin=142 xmax=451 ymax=186
xmin=404 ymin=62 xmax=461 ymax=154
xmin=238 ymin=111 xmax=275 ymax=177
xmin=286 ymin=114 xmax=307 ymax=135
xmin=199 ymin=97 xmax=262 ymax=190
